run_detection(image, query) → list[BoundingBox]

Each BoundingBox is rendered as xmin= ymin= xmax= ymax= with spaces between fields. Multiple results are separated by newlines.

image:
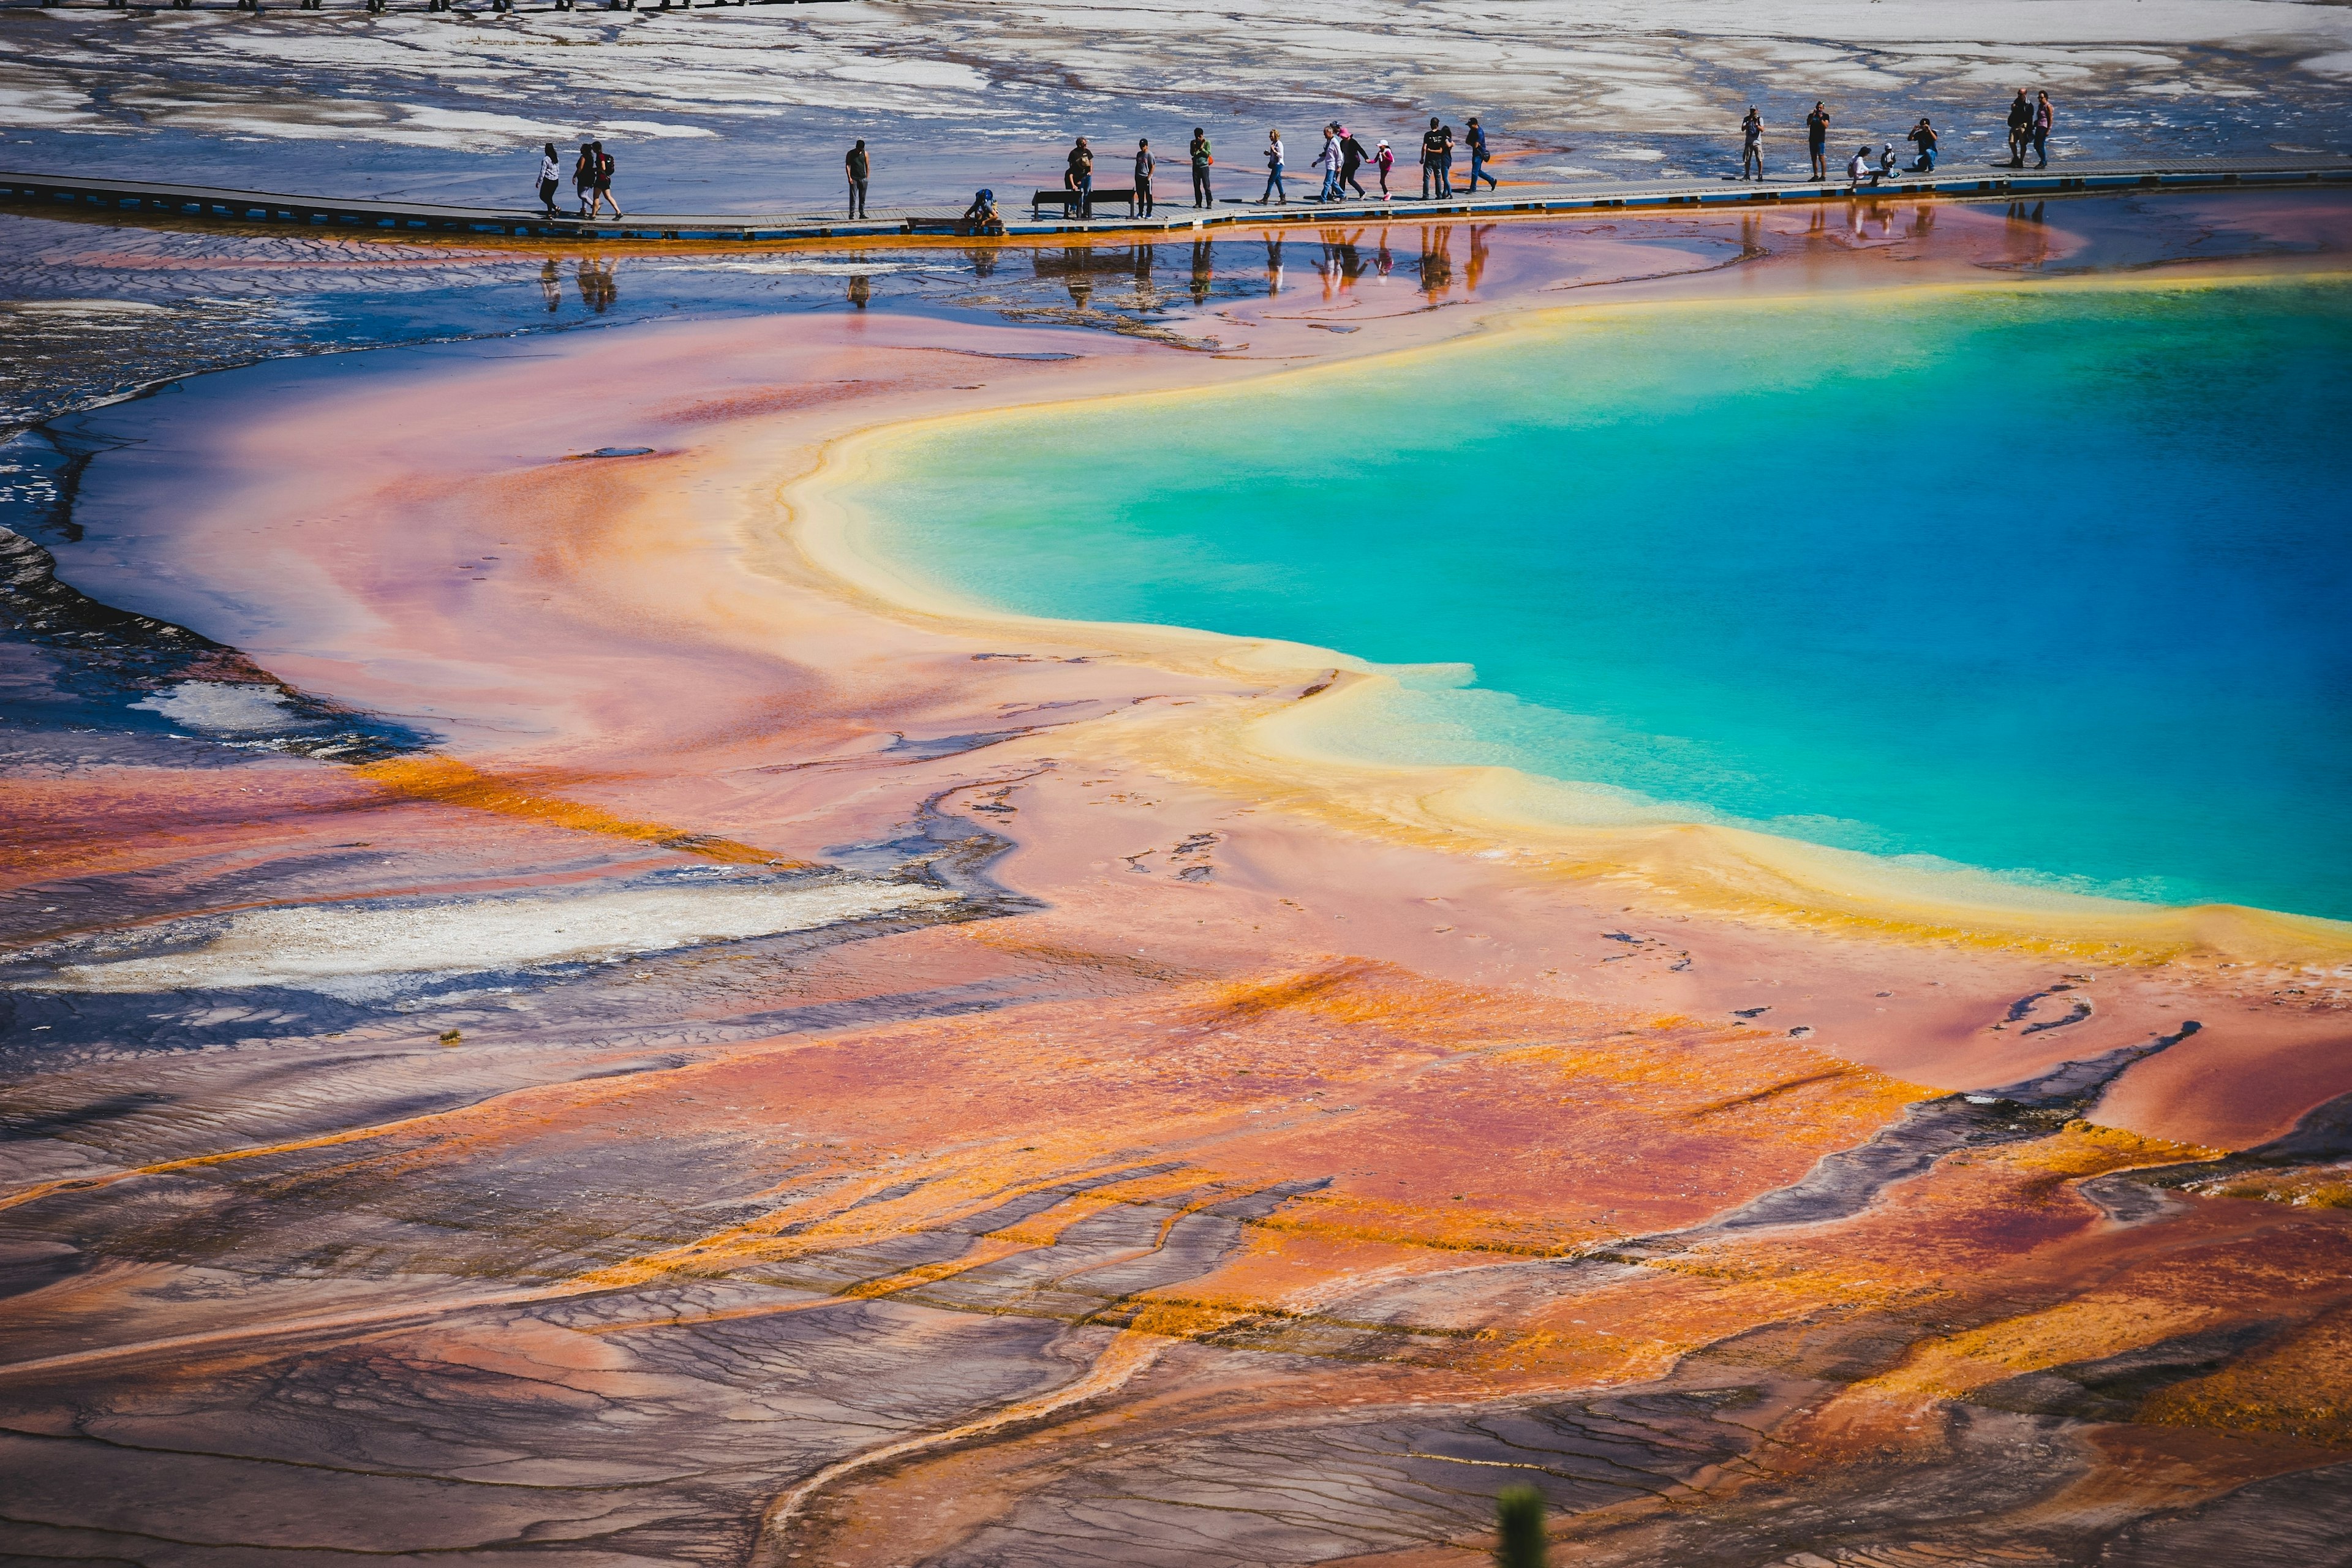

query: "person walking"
xmin=845 ymin=138 xmax=870 ymax=219
xmin=1134 ymin=137 xmax=1156 ymax=216
xmin=571 ymin=140 xmax=597 ymax=217
xmin=1338 ymin=126 xmax=1368 ymax=197
xmin=1375 ymin=138 xmax=1395 ymax=199
xmin=1907 ymin=116 xmax=1938 ymax=172
xmin=2005 ymin=89 xmax=2032 ymax=167
xmin=1066 ymin=135 xmax=1095 ymax=217
xmin=1419 ymin=117 xmax=1446 ymax=198
xmin=588 ymin=140 xmax=620 ymax=219
xmin=1804 ymin=102 xmax=1831 ymax=179
xmin=1189 ymin=126 xmax=1214 ymax=208
xmin=1439 ymin=122 xmax=1457 ymax=195
xmin=1465 ymin=115 xmax=1498 ymax=191
xmin=536 ymin=141 xmax=561 ymax=216
xmin=1258 ymin=127 xmax=1287 ymax=204
xmin=1740 ymin=107 xmax=1763 ymax=179
xmin=2031 ymin=90 xmax=2054 ymax=168
xmin=1313 ymin=123 xmax=1341 ymax=202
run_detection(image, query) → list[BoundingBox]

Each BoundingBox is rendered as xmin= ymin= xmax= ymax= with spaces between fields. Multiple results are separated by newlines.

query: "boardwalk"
xmin=3 ymin=155 xmax=2346 ymax=246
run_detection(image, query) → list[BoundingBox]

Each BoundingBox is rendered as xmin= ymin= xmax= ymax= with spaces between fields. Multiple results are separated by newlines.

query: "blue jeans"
xmin=1074 ymin=174 xmax=1091 ymax=216
xmin=1468 ymin=151 xmax=1495 ymax=190
xmin=2030 ymin=129 xmax=2048 ymax=167
xmin=1262 ymin=164 xmax=1285 ymax=201
xmin=1319 ymin=166 xmax=1339 ymax=200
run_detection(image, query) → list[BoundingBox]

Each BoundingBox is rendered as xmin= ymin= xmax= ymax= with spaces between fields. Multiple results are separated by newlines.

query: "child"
xmin=1374 ymin=138 xmax=1394 ymax=200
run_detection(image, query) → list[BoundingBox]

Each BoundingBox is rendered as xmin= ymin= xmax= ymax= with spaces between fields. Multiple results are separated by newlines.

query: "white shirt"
xmin=1847 ymin=153 xmax=1869 ymax=180
xmin=539 ymin=152 xmax=559 ymax=182
xmin=1267 ymin=139 xmax=1283 ymax=167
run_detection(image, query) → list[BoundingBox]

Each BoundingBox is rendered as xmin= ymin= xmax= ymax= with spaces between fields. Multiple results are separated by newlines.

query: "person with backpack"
xmin=536 ymin=142 xmax=561 ymax=217
xmin=588 ymin=141 xmax=620 ymax=219
xmin=571 ymin=140 xmax=597 ymax=217
xmin=1464 ymin=116 xmax=1497 ymax=191
xmin=2005 ymin=89 xmax=2033 ymax=167
xmin=1740 ymin=107 xmax=1763 ymax=179
xmin=845 ymin=138 xmax=870 ymax=219
xmin=1134 ymin=137 xmax=1156 ymax=216
xmin=1189 ymin=126 xmax=1214 ymax=208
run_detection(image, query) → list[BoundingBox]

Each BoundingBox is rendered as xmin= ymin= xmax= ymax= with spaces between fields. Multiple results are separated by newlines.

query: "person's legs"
xmin=2034 ymin=129 xmax=2048 ymax=168
xmin=1079 ymin=174 xmax=1092 ymax=217
xmin=1345 ymin=171 xmax=1365 ymax=197
xmin=1138 ymin=176 xmax=1152 ymax=216
xmin=1420 ymin=159 xmax=1433 ymax=199
xmin=1193 ymin=166 xmax=1211 ymax=207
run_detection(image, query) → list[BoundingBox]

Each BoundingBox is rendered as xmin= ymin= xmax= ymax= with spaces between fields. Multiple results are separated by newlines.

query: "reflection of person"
xmin=1805 ymin=102 xmax=1830 ymax=179
xmin=538 ymin=256 xmax=560 ymax=312
xmin=845 ymin=138 xmax=870 ymax=219
xmin=1189 ymin=127 xmax=1214 ymax=209
xmin=1740 ymin=107 xmax=1763 ymax=179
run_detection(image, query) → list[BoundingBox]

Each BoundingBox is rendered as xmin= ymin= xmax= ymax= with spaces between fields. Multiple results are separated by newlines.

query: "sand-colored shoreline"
xmin=785 ymin=262 xmax=2352 ymax=969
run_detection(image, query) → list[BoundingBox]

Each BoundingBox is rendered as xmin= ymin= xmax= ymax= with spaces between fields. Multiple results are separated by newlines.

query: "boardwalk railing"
xmin=2 ymin=156 xmax=2345 ymax=246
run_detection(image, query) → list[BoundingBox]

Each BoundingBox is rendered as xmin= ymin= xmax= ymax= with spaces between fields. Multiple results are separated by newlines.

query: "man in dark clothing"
xmin=1420 ymin=117 xmax=1447 ymax=199
xmin=845 ymin=138 xmax=870 ymax=219
xmin=1134 ymin=137 xmax=1156 ymax=216
xmin=1067 ymin=137 xmax=1094 ymax=218
xmin=1338 ymin=127 xmax=1368 ymax=197
xmin=1189 ymin=127 xmax=1214 ymax=208
xmin=1804 ymin=102 xmax=1830 ymax=179
xmin=1464 ymin=116 xmax=1497 ymax=191
xmin=2005 ymin=90 xmax=2032 ymax=167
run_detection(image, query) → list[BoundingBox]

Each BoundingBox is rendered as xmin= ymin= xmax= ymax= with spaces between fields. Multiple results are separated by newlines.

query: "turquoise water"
xmin=858 ymin=279 xmax=2352 ymax=919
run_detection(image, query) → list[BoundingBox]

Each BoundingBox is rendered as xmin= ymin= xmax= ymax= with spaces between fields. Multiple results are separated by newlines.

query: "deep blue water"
xmin=857 ymin=278 xmax=2352 ymax=919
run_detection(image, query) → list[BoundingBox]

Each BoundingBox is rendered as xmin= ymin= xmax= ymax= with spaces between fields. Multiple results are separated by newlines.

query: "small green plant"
xmin=1494 ymin=1484 xmax=1547 ymax=1568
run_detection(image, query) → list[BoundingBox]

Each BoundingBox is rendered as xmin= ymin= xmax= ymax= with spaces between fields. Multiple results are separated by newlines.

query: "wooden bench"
xmin=1031 ymin=186 xmax=1139 ymax=219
